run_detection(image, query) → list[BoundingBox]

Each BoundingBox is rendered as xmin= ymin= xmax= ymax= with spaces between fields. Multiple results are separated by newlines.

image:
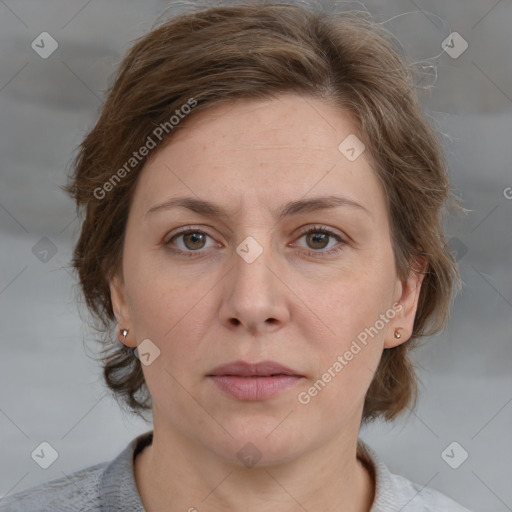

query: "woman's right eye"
xmin=165 ymin=228 xmax=217 ymax=255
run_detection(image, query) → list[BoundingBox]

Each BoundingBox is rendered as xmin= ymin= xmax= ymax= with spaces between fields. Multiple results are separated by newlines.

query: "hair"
xmin=63 ymin=0 xmax=463 ymax=424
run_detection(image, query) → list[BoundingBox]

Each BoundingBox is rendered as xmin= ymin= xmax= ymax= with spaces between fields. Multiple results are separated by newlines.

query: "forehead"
xmin=167 ymin=94 xmax=355 ymax=157
xmin=130 ymin=93 xmax=387 ymax=223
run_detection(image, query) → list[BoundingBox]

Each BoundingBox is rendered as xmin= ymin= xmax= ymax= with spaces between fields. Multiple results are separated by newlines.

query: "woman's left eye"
xmin=164 ymin=226 xmax=345 ymax=258
xmin=293 ymin=226 xmax=346 ymax=257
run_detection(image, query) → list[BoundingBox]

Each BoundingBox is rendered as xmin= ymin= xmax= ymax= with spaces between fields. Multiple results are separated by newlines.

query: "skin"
xmin=110 ymin=93 xmax=425 ymax=512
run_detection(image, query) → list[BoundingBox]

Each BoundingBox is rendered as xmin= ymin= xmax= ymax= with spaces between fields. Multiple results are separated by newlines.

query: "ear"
xmin=385 ymin=255 xmax=428 ymax=349
xmin=109 ymin=271 xmax=137 ymax=348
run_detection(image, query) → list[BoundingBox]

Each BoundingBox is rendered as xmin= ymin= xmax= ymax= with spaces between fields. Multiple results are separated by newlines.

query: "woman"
xmin=0 ymin=2 xmax=471 ymax=511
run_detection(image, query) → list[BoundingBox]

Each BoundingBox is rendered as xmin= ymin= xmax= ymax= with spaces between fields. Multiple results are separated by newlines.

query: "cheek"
xmin=124 ymin=280 xmax=215 ymax=385
xmin=299 ymin=294 xmax=391 ymax=420
xmin=301 ymin=259 xmax=395 ymax=345
xmin=122 ymin=241 xmax=200 ymax=336
xmin=299 ymin=262 xmax=395 ymax=404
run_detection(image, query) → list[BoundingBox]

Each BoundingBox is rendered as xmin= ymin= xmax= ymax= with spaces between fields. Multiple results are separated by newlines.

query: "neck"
xmin=134 ymin=423 xmax=375 ymax=512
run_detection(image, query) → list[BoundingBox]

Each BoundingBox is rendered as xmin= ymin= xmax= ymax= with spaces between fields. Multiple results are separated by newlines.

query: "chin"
xmin=205 ymin=415 xmax=310 ymax=467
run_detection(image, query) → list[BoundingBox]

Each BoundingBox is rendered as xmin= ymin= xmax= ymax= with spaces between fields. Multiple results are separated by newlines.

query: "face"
xmin=110 ymin=93 xmax=424 ymax=465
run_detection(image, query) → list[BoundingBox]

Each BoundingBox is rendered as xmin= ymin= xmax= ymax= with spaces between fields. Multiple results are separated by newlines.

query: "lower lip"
xmin=208 ymin=375 xmax=303 ymax=401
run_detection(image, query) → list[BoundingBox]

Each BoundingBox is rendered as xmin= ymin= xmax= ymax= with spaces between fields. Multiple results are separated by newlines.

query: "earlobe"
xmin=117 ymin=327 xmax=133 ymax=347
xmin=385 ymin=255 xmax=427 ymax=349
xmin=109 ymin=273 xmax=136 ymax=347
xmin=385 ymin=326 xmax=407 ymax=349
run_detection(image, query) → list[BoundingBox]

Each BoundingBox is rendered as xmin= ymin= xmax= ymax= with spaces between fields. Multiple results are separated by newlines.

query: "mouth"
xmin=207 ymin=360 xmax=304 ymax=377
xmin=207 ymin=360 xmax=305 ymax=401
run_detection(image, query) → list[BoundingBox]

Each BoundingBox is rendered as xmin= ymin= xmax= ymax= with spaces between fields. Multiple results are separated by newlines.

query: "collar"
xmin=99 ymin=430 xmax=152 ymax=511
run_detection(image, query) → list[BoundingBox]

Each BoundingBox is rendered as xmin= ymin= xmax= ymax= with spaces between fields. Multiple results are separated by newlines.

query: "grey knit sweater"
xmin=0 ymin=430 xmax=472 ymax=511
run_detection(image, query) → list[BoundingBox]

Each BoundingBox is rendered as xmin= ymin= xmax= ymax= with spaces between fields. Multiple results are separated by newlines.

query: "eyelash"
xmin=165 ymin=225 xmax=346 ymax=259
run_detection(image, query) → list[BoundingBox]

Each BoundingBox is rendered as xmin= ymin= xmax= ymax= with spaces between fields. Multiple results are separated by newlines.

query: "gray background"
xmin=1 ymin=1 xmax=511 ymax=511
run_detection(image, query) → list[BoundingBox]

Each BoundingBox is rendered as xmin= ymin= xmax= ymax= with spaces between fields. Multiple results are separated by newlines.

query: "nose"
xmin=219 ymin=236 xmax=290 ymax=336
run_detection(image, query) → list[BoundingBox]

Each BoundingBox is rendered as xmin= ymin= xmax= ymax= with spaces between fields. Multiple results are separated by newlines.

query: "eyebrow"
xmin=144 ymin=194 xmax=371 ymax=221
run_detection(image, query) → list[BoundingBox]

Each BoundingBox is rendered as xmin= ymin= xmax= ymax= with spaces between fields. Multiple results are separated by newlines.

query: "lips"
xmin=207 ymin=360 xmax=305 ymax=401
xmin=207 ymin=360 xmax=303 ymax=377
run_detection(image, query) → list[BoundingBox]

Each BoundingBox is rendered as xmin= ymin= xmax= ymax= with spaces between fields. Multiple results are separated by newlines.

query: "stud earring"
xmin=120 ymin=328 xmax=129 ymax=343
xmin=394 ymin=328 xmax=401 ymax=339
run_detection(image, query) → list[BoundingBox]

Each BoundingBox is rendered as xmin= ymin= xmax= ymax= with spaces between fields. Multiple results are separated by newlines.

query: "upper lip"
xmin=207 ymin=360 xmax=303 ymax=377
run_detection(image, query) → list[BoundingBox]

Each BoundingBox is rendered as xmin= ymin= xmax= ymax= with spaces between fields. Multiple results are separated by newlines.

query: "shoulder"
xmin=0 ymin=462 xmax=107 ymax=512
xmin=357 ymin=438 xmax=473 ymax=512
xmin=387 ymin=472 xmax=473 ymax=512
xmin=0 ymin=430 xmax=152 ymax=512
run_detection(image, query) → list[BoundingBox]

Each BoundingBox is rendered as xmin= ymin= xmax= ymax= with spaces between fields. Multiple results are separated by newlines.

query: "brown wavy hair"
xmin=63 ymin=1 xmax=463 ymax=424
